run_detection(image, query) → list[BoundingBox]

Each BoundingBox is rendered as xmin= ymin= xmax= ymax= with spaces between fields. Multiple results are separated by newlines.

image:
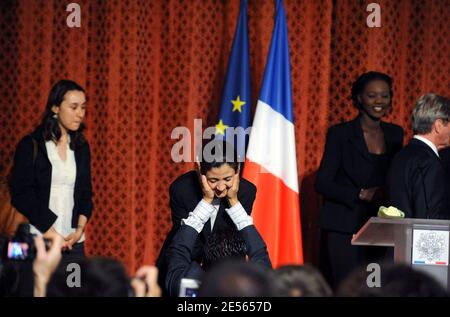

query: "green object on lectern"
xmin=378 ymin=206 xmax=405 ymax=218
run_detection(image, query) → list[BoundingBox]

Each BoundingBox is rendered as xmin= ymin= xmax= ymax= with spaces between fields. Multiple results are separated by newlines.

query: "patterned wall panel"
xmin=0 ymin=0 xmax=448 ymax=272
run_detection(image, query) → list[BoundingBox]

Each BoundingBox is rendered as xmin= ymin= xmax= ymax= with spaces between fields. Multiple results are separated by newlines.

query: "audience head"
xmin=199 ymin=260 xmax=274 ymax=297
xmin=337 ymin=262 xmax=448 ymax=297
xmin=273 ymin=264 xmax=333 ymax=297
xmin=0 ymin=260 xmax=34 ymax=297
xmin=46 ymin=257 xmax=132 ymax=297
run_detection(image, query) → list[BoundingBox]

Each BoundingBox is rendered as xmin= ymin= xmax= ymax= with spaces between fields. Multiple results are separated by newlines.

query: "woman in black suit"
xmin=11 ymin=80 xmax=93 ymax=262
xmin=316 ymin=72 xmax=404 ymax=288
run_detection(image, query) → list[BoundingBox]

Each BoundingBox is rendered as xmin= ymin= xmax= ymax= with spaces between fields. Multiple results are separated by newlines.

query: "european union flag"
xmin=215 ymin=0 xmax=251 ymax=161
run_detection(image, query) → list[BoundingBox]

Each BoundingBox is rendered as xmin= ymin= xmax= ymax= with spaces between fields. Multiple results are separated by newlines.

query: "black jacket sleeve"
xmin=315 ymin=126 xmax=359 ymax=208
xmin=165 ymin=223 xmax=272 ymax=297
xmin=239 ymin=225 xmax=272 ymax=268
xmin=78 ymin=143 xmax=93 ymax=219
xmin=412 ymin=159 xmax=450 ymax=219
xmin=165 ymin=225 xmax=203 ymax=297
xmin=10 ymin=136 xmax=57 ymax=232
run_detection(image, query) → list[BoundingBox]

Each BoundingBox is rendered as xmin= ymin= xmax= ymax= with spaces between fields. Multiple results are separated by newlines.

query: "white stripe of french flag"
xmin=243 ymin=101 xmax=303 ymax=267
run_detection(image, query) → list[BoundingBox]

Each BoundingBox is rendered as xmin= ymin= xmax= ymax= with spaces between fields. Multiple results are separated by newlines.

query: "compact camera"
xmin=2 ymin=224 xmax=37 ymax=261
xmin=179 ymin=278 xmax=201 ymax=297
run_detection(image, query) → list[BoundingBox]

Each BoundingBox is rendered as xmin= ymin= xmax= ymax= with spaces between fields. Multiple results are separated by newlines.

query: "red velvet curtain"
xmin=1 ymin=0 xmax=448 ymax=273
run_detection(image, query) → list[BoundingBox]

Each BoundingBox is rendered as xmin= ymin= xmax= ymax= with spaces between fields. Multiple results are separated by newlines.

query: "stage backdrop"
xmin=1 ymin=0 xmax=449 ymax=274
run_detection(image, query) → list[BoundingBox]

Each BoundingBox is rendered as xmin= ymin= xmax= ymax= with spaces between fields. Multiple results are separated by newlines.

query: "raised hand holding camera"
xmin=33 ymin=234 xmax=64 ymax=297
xmin=132 ymin=266 xmax=161 ymax=297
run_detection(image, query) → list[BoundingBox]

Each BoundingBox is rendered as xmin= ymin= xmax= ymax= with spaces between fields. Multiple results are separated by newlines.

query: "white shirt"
xmin=30 ymin=140 xmax=85 ymax=242
xmin=413 ymin=135 xmax=439 ymax=157
xmin=210 ymin=198 xmax=221 ymax=231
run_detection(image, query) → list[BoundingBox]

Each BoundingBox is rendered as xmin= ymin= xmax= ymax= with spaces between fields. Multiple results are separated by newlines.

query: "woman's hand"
xmin=227 ymin=172 xmax=240 ymax=206
xmin=358 ymin=187 xmax=379 ymax=202
xmin=65 ymin=228 xmax=83 ymax=249
xmin=44 ymin=227 xmax=70 ymax=250
xmin=200 ymin=175 xmax=215 ymax=204
xmin=196 ymin=161 xmax=214 ymax=204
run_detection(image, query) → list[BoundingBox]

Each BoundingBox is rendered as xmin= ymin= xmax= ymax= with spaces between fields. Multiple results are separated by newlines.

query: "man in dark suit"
xmin=440 ymin=147 xmax=450 ymax=177
xmin=156 ymin=140 xmax=257 ymax=293
xmin=388 ymin=94 xmax=450 ymax=219
xmin=164 ymin=195 xmax=271 ymax=297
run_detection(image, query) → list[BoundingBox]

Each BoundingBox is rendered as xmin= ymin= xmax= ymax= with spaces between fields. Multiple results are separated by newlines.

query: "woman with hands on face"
xmin=197 ymin=160 xmax=241 ymax=207
xmin=156 ymin=140 xmax=257 ymax=294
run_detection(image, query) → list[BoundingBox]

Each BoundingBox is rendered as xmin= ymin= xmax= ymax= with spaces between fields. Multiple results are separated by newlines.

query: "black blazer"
xmin=156 ymin=170 xmax=256 ymax=289
xmin=440 ymin=147 xmax=450 ymax=177
xmin=169 ymin=170 xmax=256 ymax=233
xmin=10 ymin=127 xmax=93 ymax=233
xmin=387 ymin=138 xmax=450 ymax=219
xmin=316 ymin=117 xmax=404 ymax=233
xmin=159 ymin=170 xmax=256 ymax=256
xmin=165 ymin=224 xmax=271 ymax=297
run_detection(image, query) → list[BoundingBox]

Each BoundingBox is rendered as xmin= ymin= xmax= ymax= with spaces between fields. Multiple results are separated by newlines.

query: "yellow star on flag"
xmin=215 ymin=119 xmax=229 ymax=135
xmin=231 ymin=95 xmax=246 ymax=112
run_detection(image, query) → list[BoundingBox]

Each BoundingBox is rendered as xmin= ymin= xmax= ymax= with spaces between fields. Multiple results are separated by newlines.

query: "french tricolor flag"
xmin=243 ymin=0 xmax=303 ymax=267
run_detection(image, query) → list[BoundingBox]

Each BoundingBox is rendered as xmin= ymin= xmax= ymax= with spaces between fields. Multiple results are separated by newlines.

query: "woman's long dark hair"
xmin=40 ymin=80 xmax=87 ymax=150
